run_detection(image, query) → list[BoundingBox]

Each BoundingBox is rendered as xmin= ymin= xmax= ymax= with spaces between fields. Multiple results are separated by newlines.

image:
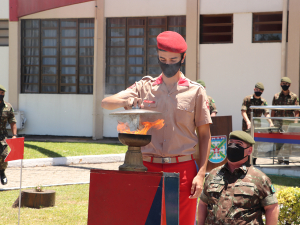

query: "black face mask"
xmin=158 ymin=59 xmax=182 ymax=78
xmin=227 ymin=143 xmax=248 ymax=162
xmin=0 ymin=95 xmax=4 ymax=101
xmin=254 ymin=92 xmax=262 ymax=97
xmin=281 ymin=85 xmax=290 ymax=91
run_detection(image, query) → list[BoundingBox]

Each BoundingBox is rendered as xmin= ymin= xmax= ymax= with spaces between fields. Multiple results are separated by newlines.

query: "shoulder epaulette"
xmin=190 ymin=81 xmax=205 ymax=90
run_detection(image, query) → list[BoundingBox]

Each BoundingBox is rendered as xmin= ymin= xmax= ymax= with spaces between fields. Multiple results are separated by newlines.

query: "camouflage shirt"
xmin=208 ymin=95 xmax=217 ymax=115
xmin=272 ymin=91 xmax=299 ymax=117
xmin=200 ymin=162 xmax=277 ymax=225
xmin=0 ymin=101 xmax=16 ymax=145
xmin=241 ymin=95 xmax=269 ymax=131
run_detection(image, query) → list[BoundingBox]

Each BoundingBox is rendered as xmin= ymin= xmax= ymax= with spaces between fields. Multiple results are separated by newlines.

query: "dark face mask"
xmin=158 ymin=59 xmax=182 ymax=78
xmin=0 ymin=95 xmax=4 ymax=101
xmin=227 ymin=143 xmax=248 ymax=162
xmin=254 ymin=92 xmax=262 ymax=97
xmin=281 ymin=85 xmax=290 ymax=91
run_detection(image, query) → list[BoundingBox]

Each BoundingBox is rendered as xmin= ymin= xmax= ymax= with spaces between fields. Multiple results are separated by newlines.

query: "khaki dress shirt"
xmin=117 ymin=73 xmax=212 ymax=157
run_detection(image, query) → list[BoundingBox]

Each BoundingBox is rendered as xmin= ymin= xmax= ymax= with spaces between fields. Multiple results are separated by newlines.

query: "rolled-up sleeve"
xmin=195 ymin=87 xmax=212 ymax=127
xmin=261 ymin=194 xmax=278 ymax=207
xmin=241 ymin=97 xmax=247 ymax=111
xmin=116 ymin=83 xmax=140 ymax=100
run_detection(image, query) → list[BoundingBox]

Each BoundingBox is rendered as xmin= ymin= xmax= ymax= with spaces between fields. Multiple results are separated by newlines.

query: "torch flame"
xmin=117 ymin=119 xmax=165 ymax=135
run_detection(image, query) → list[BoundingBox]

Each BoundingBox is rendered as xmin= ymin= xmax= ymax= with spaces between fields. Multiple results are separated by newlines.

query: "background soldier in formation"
xmin=241 ymin=82 xmax=274 ymax=165
xmin=0 ymin=85 xmax=17 ymax=185
xmin=271 ymin=77 xmax=299 ymax=165
xmin=241 ymin=82 xmax=273 ymax=131
xmin=197 ymin=80 xmax=218 ymax=117
xmin=197 ymin=131 xmax=279 ymax=225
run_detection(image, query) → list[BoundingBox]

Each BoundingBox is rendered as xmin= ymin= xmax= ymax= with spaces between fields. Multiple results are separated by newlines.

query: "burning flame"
xmin=117 ymin=119 xmax=165 ymax=135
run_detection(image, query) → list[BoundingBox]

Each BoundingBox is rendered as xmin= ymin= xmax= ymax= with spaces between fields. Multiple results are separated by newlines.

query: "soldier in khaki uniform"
xmin=102 ymin=31 xmax=212 ymax=224
xmin=241 ymin=82 xmax=273 ymax=131
xmin=196 ymin=80 xmax=217 ymax=117
xmin=0 ymin=85 xmax=17 ymax=185
xmin=271 ymin=77 xmax=299 ymax=165
xmin=198 ymin=131 xmax=279 ymax=225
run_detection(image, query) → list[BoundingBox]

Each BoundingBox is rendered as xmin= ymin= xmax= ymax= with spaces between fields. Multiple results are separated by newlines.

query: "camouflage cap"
xmin=229 ymin=130 xmax=255 ymax=145
xmin=196 ymin=79 xmax=206 ymax=87
xmin=281 ymin=77 xmax=291 ymax=84
xmin=0 ymin=84 xmax=6 ymax=92
xmin=255 ymin=82 xmax=264 ymax=90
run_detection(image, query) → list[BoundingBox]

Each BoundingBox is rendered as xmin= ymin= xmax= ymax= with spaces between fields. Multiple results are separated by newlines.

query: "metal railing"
xmin=249 ymin=105 xmax=300 ymax=164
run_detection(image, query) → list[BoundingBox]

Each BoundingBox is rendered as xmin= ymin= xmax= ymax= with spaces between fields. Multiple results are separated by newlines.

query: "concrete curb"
xmin=7 ymin=154 xmax=125 ymax=168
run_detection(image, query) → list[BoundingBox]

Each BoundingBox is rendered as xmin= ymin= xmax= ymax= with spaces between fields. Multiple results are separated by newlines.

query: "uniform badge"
xmin=264 ymin=102 xmax=268 ymax=105
xmin=271 ymin=184 xmax=276 ymax=193
xmin=212 ymin=99 xmax=215 ymax=103
xmin=209 ymin=135 xmax=227 ymax=164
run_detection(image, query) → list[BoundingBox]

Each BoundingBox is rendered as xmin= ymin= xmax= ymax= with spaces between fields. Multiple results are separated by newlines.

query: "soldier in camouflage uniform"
xmin=241 ymin=82 xmax=273 ymax=131
xmin=197 ymin=131 xmax=279 ymax=225
xmin=0 ymin=85 xmax=17 ymax=185
xmin=197 ymin=80 xmax=218 ymax=117
xmin=271 ymin=77 xmax=299 ymax=165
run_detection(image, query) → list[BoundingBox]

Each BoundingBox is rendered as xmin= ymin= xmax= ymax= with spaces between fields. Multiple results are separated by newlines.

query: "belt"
xmin=143 ymin=155 xmax=194 ymax=164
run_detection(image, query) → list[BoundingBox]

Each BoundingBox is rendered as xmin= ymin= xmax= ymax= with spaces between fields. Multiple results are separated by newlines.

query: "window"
xmin=200 ymin=14 xmax=233 ymax=44
xmin=253 ymin=12 xmax=284 ymax=42
xmin=0 ymin=20 xmax=9 ymax=46
xmin=106 ymin=16 xmax=186 ymax=94
xmin=21 ymin=19 xmax=94 ymax=94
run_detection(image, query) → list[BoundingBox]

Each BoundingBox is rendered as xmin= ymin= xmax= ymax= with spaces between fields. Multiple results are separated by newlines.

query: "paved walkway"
xmin=1 ymin=162 xmax=122 ymax=191
xmin=2 ymin=157 xmax=300 ymax=191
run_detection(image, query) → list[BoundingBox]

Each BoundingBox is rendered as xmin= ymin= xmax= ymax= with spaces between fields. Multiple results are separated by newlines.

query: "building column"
xmin=286 ymin=0 xmax=300 ymax=95
xmin=185 ymin=0 xmax=200 ymax=81
xmin=92 ymin=0 xmax=105 ymax=140
xmin=8 ymin=21 xmax=20 ymax=110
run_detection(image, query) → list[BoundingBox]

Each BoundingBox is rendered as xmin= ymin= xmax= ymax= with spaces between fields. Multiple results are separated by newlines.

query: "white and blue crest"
xmin=209 ymin=135 xmax=227 ymax=164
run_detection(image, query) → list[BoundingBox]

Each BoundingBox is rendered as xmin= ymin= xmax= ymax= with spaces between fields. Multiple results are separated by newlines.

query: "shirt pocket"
xmin=233 ymin=182 xmax=255 ymax=208
xmin=207 ymin=181 xmax=225 ymax=205
xmin=177 ymin=102 xmax=194 ymax=113
xmin=1 ymin=108 xmax=9 ymax=118
xmin=176 ymin=101 xmax=195 ymax=127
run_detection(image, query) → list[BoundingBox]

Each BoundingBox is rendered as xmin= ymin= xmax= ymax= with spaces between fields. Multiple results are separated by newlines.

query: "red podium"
xmin=88 ymin=170 xmax=179 ymax=225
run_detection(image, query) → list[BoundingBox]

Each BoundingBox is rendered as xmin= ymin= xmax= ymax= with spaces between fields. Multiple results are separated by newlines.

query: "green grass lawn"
xmin=0 ymin=176 xmax=299 ymax=225
xmin=22 ymin=141 xmax=127 ymax=159
xmin=0 ymin=184 xmax=89 ymax=225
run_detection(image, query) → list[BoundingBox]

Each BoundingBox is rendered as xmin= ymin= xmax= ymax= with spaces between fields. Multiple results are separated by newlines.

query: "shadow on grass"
xmin=269 ymin=175 xmax=300 ymax=187
xmin=25 ymin=143 xmax=63 ymax=158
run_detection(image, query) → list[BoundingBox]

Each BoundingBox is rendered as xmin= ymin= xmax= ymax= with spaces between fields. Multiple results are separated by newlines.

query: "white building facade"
xmin=2 ymin=0 xmax=299 ymax=138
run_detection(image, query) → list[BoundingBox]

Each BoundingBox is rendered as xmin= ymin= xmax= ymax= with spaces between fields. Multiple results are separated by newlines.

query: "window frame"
xmin=200 ymin=14 xmax=233 ymax=44
xmin=0 ymin=20 xmax=9 ymax=46
xmin=21 ymin=18 xmax=94 ymax=94
xmin=252 ymin=11 xmax=283 ymax=43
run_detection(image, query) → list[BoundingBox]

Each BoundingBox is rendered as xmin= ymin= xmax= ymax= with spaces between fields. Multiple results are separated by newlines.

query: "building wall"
xmin=0 ymin=0 xmax=9 ymax=19
xmin=105 ymin=0 xmax=186 ymax=17
xmin=199 ymin=13 xmax=282 ymax=131
xmin=18 ymin=94 xmax=93 ymax=136
xmin=200 ymin=0 xmax=283 ymax=14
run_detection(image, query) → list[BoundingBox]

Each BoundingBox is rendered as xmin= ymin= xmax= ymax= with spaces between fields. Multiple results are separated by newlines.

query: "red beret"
xmin=157 ymin=31 xmax=187 ymax=53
